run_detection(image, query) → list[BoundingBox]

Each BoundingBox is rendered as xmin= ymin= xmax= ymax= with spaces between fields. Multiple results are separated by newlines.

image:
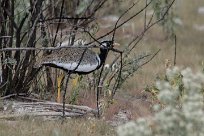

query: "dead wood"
xmin=0 ymin=100 xmax=98 ymax=119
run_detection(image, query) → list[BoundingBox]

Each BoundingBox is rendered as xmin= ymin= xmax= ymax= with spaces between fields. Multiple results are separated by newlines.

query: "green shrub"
xmin=117 ymin=67 xmax=204 ymax=136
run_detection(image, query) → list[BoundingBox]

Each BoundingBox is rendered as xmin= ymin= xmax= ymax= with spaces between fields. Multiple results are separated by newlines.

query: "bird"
xmin=34 ymin=40 xmax=119 ymax=117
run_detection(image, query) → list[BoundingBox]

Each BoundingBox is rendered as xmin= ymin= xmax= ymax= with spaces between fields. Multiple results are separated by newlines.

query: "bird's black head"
xmin=100 ymin=40 xmax=114 ymax=49
xmin=97 ymin=40 xmax=121 ymax=68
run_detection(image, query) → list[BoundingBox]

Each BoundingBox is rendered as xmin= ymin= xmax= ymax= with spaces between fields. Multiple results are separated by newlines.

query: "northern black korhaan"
xmin=34 ymin=40 xmax=120 ymax=118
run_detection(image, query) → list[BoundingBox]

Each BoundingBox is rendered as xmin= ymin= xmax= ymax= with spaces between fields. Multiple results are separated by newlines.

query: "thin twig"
xmin=89 ymin=0 xmax=153 ymax=44
xmin=97 ymin=63 xmax=105 ymax=117
xmin=52 ymin=0 xmax=65 ymax=47
xmin=112 ymin=52 xmax=123 ymax=96
xmin=0 ymin=44 xmax=122 ymax=53
xmin=62 ymin=72 xmax=71 ymax=118
xmin=112 ymin=2 xmax=137 ymax=42
xmin=0 ymin=45 xmax=93 ymax=51
xmin=0 ymin=93 xmax=27 ymax=100
xmin=144 ymin=0 xmax=147 ymax=30
xmin=140 ymin=49 xmax=161 ymax=67
xmin=39 ymin=16 xmax=94 ymax=22
xmin=174 ymin=34 xmax=177 ymax=66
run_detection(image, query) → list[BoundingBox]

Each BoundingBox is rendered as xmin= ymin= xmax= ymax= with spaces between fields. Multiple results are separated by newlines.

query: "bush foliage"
xmin=117 ymin=67 xmax=204 ymax=136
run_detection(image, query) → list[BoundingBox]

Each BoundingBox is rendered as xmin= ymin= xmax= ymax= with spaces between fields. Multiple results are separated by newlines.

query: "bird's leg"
xmin=57 ymin=74 xmax=64 ymax=103
xmin=96 ymin=63 xmax=106 ymax=118
xmin=62 ymin=71 xmax=71 ymax=118
xmin=97 ymin=86 xmax=102 ymax=117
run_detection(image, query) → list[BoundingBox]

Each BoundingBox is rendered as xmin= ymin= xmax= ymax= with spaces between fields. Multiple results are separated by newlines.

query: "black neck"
xmin=97 ymin=48 xmax=109 ymax=69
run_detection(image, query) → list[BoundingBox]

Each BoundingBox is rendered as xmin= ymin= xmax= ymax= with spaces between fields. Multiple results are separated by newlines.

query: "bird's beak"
xmin=112 ymin=43 xmax=122 ymax=53
xmin=113 ymin=42 xmax=120 ymax=47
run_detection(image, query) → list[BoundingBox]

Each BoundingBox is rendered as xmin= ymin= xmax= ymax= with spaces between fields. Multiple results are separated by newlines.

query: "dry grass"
xmin=0 ymin=118 xmax=115 ymax=136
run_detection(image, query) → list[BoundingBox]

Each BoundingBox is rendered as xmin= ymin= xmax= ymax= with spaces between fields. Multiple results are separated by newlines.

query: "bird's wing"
xmin=36 ymin=48 xmax=98 ymax=66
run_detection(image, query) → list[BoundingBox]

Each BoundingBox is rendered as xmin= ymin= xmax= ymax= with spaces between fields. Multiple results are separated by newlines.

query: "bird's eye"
xmin=102 ymin=43 xmax=107 ymax=47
